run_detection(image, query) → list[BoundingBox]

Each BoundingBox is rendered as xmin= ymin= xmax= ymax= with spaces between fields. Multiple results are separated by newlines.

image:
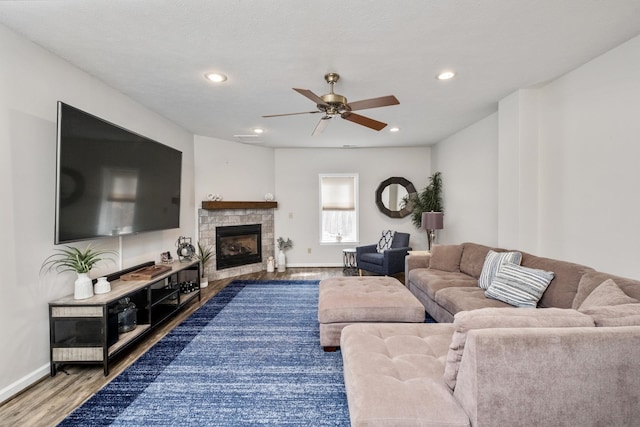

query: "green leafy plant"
xmin=196 ymin=241 xmax=213 ymax=270
xmin=403 ymin=171 xmax=444 ymax=229
xmin=41 ymin=245 xmax=118 ymax=274
xmin=277 ymin=237 xmax=293 ymax=251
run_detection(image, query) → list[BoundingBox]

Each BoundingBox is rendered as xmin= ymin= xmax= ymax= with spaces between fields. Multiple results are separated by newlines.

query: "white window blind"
xmin=319 ymin=174 xmax=358 ymax=243
xmin=321 ymin=176 xmax=355 ymax=210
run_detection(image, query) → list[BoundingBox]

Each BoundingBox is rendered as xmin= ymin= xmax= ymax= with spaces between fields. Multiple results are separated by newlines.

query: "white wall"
xmin=431 ymin=113 xmax=499 ymax=246
xmin=0 ymin=25 xmax=195 ymax=402
xmin=536 ymin=34 xmax=640 ymax=275
xmin=274 ymin=147 xmax=432 ymax=265
xmin=194 ymin=136 xmax=275 ymax=202
xmin=433 ymin=33 xmax=640 ymax=278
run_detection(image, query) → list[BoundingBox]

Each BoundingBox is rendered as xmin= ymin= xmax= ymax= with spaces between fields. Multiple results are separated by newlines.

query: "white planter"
xmin=94 ymin=276 xmax=111 ymax=294
xmin=74 ymin=273 xmax=94 ymax=300
xmin=200 ymin=277 xmax=209 ymax=288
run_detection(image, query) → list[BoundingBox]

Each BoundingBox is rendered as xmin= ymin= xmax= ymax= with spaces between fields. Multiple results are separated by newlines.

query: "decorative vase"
xmin=74 ymin=273 xmax=94 ymax=300
xmin=267 ymin=256 xmax=275 ymax=272
xmin=94 ymin=276 xmax=111 ymax=294
xmin=278 ymin=250 xmax=286 ymax=272
xmin=200 ymin=276 xmax=209 ymax=288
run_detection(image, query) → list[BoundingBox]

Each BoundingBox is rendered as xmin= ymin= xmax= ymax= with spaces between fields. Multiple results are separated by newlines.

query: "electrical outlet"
xmin=307 ymin=248 xmax=312 ymax=254
xmin=288 ymin=212 xmax=293 ymax=219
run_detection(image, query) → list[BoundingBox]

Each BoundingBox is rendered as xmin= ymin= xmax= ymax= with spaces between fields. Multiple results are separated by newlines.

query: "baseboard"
xmin=286 ymin=262 xmax=343 ymax=268
xmin=0 ymin=363 xmax=49 ymax=404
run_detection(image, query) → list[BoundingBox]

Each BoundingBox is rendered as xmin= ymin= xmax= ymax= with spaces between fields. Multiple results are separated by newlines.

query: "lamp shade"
xmin=422 ymin=211 xmax=444 ymax=230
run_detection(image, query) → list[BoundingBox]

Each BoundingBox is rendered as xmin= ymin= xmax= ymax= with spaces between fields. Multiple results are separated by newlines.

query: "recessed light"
xmin=253 ymin=128 xmax=264 ymax=134
xmin=389 ymin=127 xmax=400 ymax=133
xmin=205 ymin=72 xmax=228 ymax=83
xmin=436 ymin=71 xmax=455 ymax=80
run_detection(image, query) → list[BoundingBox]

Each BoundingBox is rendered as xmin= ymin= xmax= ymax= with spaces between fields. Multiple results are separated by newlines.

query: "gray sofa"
xmin=340 ymin=242 xmax=640 ymax=426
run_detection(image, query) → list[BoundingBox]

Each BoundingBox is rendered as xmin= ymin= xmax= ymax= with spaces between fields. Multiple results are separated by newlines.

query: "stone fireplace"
xmin=198 ymin=201 xmax=276 ymax=280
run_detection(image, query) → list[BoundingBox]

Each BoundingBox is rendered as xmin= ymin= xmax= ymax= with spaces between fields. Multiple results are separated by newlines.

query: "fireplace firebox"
xmin=216 ymin=224 xmax=262 ymax=270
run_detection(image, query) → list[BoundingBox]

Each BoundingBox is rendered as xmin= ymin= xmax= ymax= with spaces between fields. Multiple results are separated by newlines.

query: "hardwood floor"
xmin=0 ymin=267 xmax=391 ymax=427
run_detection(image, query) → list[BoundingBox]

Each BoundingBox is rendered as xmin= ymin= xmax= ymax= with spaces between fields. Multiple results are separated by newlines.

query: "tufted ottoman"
xmin=318 ymin=276 xmax=426 ymax=350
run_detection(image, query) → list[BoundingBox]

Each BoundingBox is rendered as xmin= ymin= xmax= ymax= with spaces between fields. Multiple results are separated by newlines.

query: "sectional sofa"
xmin=340 ymin=242 xmax=640 ymax=426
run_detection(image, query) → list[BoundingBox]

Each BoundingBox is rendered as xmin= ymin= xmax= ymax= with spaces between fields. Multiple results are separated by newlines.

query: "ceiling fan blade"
xmin=341 ymin=112 xmax=387 ymax=131
xmin=262 ymin=111 xmax=321 ymax=118
xmin=312 ymin=116 xmax=331 ymax=136
xmin=347 ymin=95 xmax=399 ymax=111
xmin=293 ymin=88 xmax=329 ymax=107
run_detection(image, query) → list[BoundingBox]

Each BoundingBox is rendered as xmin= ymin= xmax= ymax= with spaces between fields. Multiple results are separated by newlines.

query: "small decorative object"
xmin=267 ymin=256 xmax=275 ymax=272
xmin=195 ymin=241 xmax=213 ymax=288
xmin=336 ymin=232 xmax=342 ymax=242
xmin=176 ymin=236 xmax=196 ymax=262
xmin=161 ymin=251 xmax=173 ymax=263
xmin=41 ymin=244 xmax=118 ymax=300
xmin=116 ymin=297 xmax=137 ymax=333
xmin=264 ymin=192 xmax=274 ymax=201
xmin=277 ymin=237 xmax=293 ymax=272
xmin=207 ymin=193 xmax=223 ymax=201
xmin=94 ymin=276 xmax=111 ymax=294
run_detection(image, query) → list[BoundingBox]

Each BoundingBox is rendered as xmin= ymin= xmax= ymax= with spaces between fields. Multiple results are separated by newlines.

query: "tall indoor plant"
xmin=196 ymin=241 xmax=213 ymax=288
xmin=41 ymin=244 xmax=118 ymax=299
xmin=403 ymin=172 xmax=444 ymax=248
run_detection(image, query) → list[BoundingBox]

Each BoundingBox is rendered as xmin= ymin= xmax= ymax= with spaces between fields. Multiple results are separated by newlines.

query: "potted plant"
xmin=276 ymin=237 xmax=293 ymax=272
xmin=402 ymin=172 xmax=444 ymax=249
xmin=41 ymin=244 xmax=118 ymax=300
xmin=195 ymin=241 xmax=213 ymax=288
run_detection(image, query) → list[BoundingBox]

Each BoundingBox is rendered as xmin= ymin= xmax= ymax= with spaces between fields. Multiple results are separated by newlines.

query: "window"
xmin=319 ymin=174 xmax=358 ymax=243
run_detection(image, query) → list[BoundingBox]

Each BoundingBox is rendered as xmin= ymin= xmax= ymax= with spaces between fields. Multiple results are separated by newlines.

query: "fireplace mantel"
xmin=201 ymin=201 xmax=278 ymax=210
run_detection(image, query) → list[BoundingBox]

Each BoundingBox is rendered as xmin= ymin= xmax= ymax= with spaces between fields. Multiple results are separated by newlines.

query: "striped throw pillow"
xmin=478 ymin=250 xmax=522 ymax=290
xmin=485 ymin=264 xmax=555 ymax=308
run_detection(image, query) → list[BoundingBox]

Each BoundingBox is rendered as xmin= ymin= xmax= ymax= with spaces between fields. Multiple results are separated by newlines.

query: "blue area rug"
xmin=59 ymin=280 xmax=350 ymax=426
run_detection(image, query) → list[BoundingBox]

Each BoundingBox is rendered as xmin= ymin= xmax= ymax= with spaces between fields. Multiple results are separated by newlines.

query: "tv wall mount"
xmin=176 ymin=236 xmax=196 ymax=262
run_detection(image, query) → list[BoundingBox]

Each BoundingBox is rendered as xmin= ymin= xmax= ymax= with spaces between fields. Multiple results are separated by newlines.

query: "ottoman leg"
xmin=323 ymin=346 xmax=338 ymax=352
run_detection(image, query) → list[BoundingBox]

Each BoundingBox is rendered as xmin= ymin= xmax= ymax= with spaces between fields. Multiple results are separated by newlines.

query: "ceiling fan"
xmin=262 ymin=73 xmax=399 ymax=136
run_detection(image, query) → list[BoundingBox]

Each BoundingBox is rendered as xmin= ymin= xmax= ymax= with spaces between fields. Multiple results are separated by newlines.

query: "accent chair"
xmin=356 ymin=231 xmax=411 ymax=276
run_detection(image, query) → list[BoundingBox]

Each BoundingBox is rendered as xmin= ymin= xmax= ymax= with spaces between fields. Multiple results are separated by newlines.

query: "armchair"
xmin=356 ymin=231 xmax=411 ymax=276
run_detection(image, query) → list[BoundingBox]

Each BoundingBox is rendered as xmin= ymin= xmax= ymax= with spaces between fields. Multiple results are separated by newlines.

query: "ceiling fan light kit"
xmin=263 ymin=72 xmax=399 ymax=136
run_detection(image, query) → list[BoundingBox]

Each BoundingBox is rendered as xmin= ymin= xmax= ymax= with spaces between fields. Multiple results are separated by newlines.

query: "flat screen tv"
xmin=55 ymin=102 xmax=182 ymax=244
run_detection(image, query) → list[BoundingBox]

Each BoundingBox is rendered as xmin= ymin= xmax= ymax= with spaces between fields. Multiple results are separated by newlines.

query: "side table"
xmin=342 ymin=248 xmax=358 ymax=276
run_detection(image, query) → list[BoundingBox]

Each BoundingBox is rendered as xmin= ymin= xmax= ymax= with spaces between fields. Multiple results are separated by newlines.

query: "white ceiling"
xmin=1 ymin=1 xmax=640 ymax=148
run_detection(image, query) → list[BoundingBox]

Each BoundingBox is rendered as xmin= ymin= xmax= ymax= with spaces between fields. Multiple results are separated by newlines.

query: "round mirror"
xmin=375 ymin=177 xmax=417 ymax=218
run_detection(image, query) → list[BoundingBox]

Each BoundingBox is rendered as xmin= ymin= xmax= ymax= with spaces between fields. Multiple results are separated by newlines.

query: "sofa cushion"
xmin=429 ymin=244 xmax=463 ymax=272
xmin=376 ymin=229 xmax=395 ymax=253
xmin=459 ymin=242 xmax=495 ymax=278
xmin=520 ymin=252 xmax=594 ymax=309
xmin=408 ymin=269 xmax=478 ymax=300
xmin=478 ymin=250 xmax=522 ymax=290
xmin=340 ymin=323 xmax=470 ymax=427
xmin=435 ymin=287 xmax=513 ymax=316
xmin=573 ymin=271 xmax=640 ymax=309
xmin=443 ymin=307 xmax=595 ymax=390
xmin=578 ymin=303 xmax=640 ymax=327
xmin=579 ymin=279 xmax=639 ymax=310
xmin=484 ymin=264 xmax=555 ymax=308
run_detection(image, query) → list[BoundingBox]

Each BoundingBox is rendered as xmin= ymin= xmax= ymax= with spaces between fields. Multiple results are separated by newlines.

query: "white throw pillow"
xmin=485 ymin=263 xmax=555 ymax=308
xmin=376 ymin=230 xmax=395 ymax=253
xmin=478 ymin=250 xmax=522 ymax=290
